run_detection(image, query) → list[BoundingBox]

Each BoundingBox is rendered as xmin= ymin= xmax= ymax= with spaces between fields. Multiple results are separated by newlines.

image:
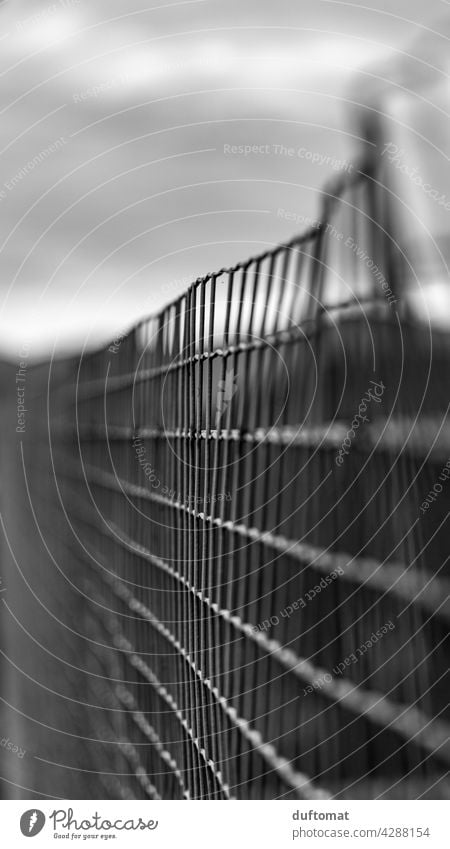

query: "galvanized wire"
xmin=22 ymin=168 xmax=450 ymax=800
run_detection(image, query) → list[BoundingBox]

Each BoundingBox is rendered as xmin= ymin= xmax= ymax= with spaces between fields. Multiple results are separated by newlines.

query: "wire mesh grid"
xmin=22 ymin=169 xmax=450 ymax=800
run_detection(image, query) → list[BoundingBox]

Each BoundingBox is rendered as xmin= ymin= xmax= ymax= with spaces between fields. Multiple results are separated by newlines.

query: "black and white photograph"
xmin=0 ymin=0 xmax=448 ymax=843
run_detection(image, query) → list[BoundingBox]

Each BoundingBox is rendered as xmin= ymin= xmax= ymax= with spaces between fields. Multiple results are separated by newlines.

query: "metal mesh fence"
xmin=11 ymin=169 xmax=450 ymax=800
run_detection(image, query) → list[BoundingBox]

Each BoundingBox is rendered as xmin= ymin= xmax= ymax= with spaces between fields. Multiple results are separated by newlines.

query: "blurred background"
xmin=0 ymin=0 xmax=447 ymax=359
xmin=0 ymin=0 xmax=449 ymax=803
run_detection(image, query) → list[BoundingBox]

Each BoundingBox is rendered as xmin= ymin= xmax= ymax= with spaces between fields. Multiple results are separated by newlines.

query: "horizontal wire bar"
xmin=63 ymin=517 xmax=330 ymax=800
xmin=64 ymin=298 xmax=395 ymax=400
xmin=56 ymin=462 xmax=450 ymax=625
xmin=53 ymin=416 xmax=450 ymax=461
xmin=53 ymin=480 xmax=450 ymax=765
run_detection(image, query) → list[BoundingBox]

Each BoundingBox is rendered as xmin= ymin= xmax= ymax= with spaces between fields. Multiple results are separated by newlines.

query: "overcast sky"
xmin=0 ymin=0 xmax=446 ymax=358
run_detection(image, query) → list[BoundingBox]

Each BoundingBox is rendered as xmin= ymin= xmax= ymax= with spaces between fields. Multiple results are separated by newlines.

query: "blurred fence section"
xmin=20 ymin=168 xmax=450 ymax=800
